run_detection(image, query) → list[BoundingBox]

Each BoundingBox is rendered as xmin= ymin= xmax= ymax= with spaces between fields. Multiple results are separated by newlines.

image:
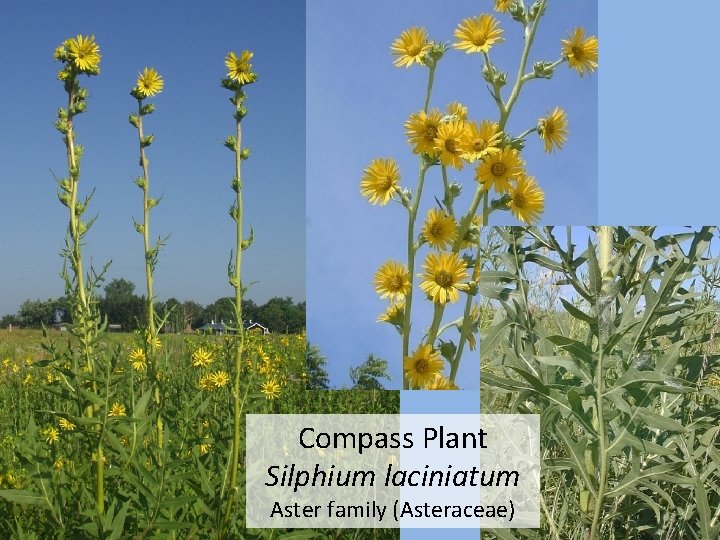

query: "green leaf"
xmin=0 ymin=490 xmax=50 ymax=510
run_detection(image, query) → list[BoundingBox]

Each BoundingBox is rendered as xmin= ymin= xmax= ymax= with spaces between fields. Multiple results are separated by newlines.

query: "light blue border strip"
xmin=400 ymin=391 xmax=480 ymax=538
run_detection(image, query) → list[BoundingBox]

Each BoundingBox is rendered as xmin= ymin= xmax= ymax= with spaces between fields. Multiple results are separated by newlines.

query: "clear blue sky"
xmin=307 ymin=0 xmax=597 ymax=388
xmin=0 ymin=0 xmax=305 ymax=316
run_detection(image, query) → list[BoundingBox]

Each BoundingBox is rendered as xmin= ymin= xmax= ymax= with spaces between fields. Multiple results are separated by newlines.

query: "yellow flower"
xmin=377 ymin=302 xmax=405 ymax=325
xmin=419 ymin=252 xmax=470 ymax=304
xmin=225 ymin=50 xmax=256 ymax=84
xmin=191 ymin=347 xmax=214 ymax=367
xmin=446 ymin=101 xmax=468 ymax=120
xmin=108 ymin=402 xmax=126 ymax=417
xmin=404 ymin=345 xmax=445 ymax=389
xmin=474 ymin=147 xmax=524 ymax=193
xmin=561 ymin=28 xmax=598 ymax=76
xmin=23 ymin=374 xmax=33 ymax=386
xmin=422 ymin=209 xmax=457 ymax=250
xmin=454 ymin=15 xmax=504 ymax=54
xmin=390 ymin=27 xmax=432 ymax=68
xmin=374 ymin=260 xmax=411 ymax=302
xmin=538 ymin=107 xmax=568 ymax=153
xmin=135 ymin=67 xmax=164 ymax=98
xmin=53 ymin=457 xmax=65 ymax=470
xmin=360 ymin=158 xmax=401 ymax=205
xmin=198 ymin=442 xmax=212 ymax=455
xmin=461 ymin=120 xmax=502 ymax=162
xmin=146 ymin=331 xmax=162 ymax=350
xmin=426 ymin=375 xmax=459 ymax=390
xmin=129 ymin=347 xmax=147 ymax=371
xmin=64 ymin=35 xmax=101 ymax=72
xmin=58 ymin=418 xmax=76 ymax=431
xmin=199 ymin=374 xmax=215 ymax=391
xmin=508 ymin=175 xmax=545 ymax=224
xmin=211 ymin=370 xmax=230 ymax=388
xmin=405 ymin=109 xmax=443 ymax=155
xmin=434 ymin=121 xmax=467 ymax=170
xmin=42 ymin=426 xmax=59 ymax=445
xmin=261 ymin=378 xmax=281 ymax=400
xmin=494 ymin=0 xmax=511 ymax=12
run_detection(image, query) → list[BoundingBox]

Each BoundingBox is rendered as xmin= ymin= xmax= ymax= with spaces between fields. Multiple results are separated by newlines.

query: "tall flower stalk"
xmin=53 ymin=34 xmax=107 ymax=513
xmin=129 ymin=66 xmax=166 ymax=451
xmin=219 ymin=49 xmax=257 ymax=537
xmin=364 ymin=1 xmax=598 ymax=389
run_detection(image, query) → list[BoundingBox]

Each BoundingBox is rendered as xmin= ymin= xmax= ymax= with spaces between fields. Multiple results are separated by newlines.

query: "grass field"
xmin=0 ymin=329 xmax=400 ymax=539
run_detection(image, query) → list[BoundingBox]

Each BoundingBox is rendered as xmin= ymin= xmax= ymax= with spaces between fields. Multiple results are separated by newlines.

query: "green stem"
xmin=402 ymin=164 xmax=428 ymax=389
xmin=136 ymin=100 xmax=156 ymax=345
xmin=589 ymin=226 xmax=613 ymax=539
xmin=222 ymin=90 xmax=246 ymax=536
xmin=501 ymin=0 xmax=547 ymax=130
xmin=135 ymin=99 xmax=163 ymax=453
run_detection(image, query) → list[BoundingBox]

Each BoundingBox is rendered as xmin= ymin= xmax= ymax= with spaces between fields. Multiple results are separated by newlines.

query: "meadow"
xmin=0 ymin=329 xmax=399 ymax=538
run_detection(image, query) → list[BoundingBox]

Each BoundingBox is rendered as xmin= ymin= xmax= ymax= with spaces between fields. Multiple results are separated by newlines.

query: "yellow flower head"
xmin=374 ymin=260 xmax=411 ymax=302
xmin=58 ymin=418 xmax=76 ymax=431
xmin=225 ymin=50 xmax=256 ymax=84
xmin=419 ymin=252 xmax=470 ymax=304
xmin=538 ymin=107 xmax=568 ymax=153
xmin=63 ymin=35 xmax=101 ymax=72
xmin=404 ymin=345 xmax=444 ymax=389
xmin=108 ymin=402 xmax=126 ymax=417
xmin=261 ymin=378 xmax=281 ymax=400
xmin=199 ymin=374 xmax=215 ymax=391
xmin=434 ymin=121 xmax=467 ymax=170
xmin=508 ymin=175 xmax=545 ymax=224
xmin=422 ymin=209 xmax=457 ymax=250
xmin=494 ymin=0 xmax=511 ymax=12
xmin=474 ymin=147 xmax=524 ymax=193
xmin=461 ymin=120 xmax=502 ymax=162
xmin=42 ymin=426 xmax=59 ymax=445
xmin=211 ymin=370 xmax=230 ymax=388
xmin=561 ymin=28 xmax=598 ymax=76
xmin=391 ymin=27 xmax=432 ymax=68
xmin=134 ymin=67 xmax=164 ymax=98
xmin=129 ymin=347 xmax=147 ymax=371
xmin=446 ymin=101 xmax=468 ymax=120
xmin=405 ymin=109 xmax=443 ymax=156
xmin=454 ymin=15 xmax=504 ymax=54
xmin=360 ymin=158 xmax=401 ymax=205
xmin=191 ymin=347 xmax=214 ymax=367
xmin=377 ymin=302 xmax=405 ymax=325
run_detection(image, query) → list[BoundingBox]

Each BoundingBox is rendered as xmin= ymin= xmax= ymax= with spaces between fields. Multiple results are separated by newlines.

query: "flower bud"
xmin=140 ymin=134 xmax=155 ymax=147
xmin=533 ymin=61 xmax=555 ymax=79
xmin=240 ymin=147 xmax=251 ymax=160
xmin=57 ymin=192 xmax=70 ymax=207
xmin=229 ymin=205 xmax=239 ymax=222
xmin=134 ymin=177 xmax=145 ymax=189
xmin=224 ymin=135 xmax=237 ymax=151
xmin=140 ymin=103 xmax=156 ymax=116
xmin=146 ymin=198 xmax=159 ymax=210
xmin=128 ymin=113 xmax=139 ymax=128
xmin=465 ymin=281 xmax=479 ymax=296
xmin=439 ymin=340 xmax=457 ymax=362
xmin=233 ymin=106 xmax=248 ymax=121
xmin=231 ymin=176 xmax=241 ymax=193
xmin=134 ymin=221 xmax=145 ymax=234
xmin=241 ymin=228 xmax=254 ymax=251
xmin=509 ymin=2 xmax=527 ymax=24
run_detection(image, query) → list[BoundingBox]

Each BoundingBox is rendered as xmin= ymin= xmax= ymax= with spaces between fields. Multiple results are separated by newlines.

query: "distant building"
xmin=244 ymin=320 xmax=269 ymax=334
xmin=197 ymin=320 xmax=228 ymax=334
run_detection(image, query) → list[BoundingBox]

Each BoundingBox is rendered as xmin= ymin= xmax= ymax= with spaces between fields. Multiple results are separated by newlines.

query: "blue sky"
xmin=307 ymin=0 xmax=598 ymax=388
xmin=0 ymin=0 xmax=305 ymax=316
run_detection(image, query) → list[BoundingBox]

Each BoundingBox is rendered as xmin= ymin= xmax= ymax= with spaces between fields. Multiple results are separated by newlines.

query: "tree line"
xmin=2 ymin=278 xmax=305 ymax=334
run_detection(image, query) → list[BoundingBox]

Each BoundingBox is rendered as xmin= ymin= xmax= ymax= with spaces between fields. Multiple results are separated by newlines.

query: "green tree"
xmin=350 ymin=354 xmax=391 ymax=390
xmin=101 ymin=278 xmax=145 ymax=330
xmin=306 ymin=344 xmax=329 ymax=389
